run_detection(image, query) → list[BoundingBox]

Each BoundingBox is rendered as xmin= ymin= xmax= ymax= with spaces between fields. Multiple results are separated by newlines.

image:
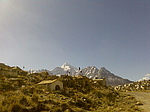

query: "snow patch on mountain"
xmin=51 ymin=63 xmax=78 ymax=76
xmin=61 ymin=63 xmax=78 ymax=71
xmin=82 ymin=66 xmax=99 ymax=79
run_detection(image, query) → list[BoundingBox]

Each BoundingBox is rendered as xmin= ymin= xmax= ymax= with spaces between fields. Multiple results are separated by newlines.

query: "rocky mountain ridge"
xmin=82 ymin=66 xmax=133 ymax=86
xmin=28 ymin=63 xmax=133 ymax=86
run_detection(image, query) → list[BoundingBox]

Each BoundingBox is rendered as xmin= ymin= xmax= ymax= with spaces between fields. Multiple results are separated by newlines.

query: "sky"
xmin=0 ymin=0 xmax=149 ymax=81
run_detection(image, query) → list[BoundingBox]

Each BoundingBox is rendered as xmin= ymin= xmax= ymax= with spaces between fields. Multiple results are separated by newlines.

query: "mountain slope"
xmin=99 ymin=67 xmax=133 ymax=86
xmin=82 ymin=66 xmax=133 ymax=86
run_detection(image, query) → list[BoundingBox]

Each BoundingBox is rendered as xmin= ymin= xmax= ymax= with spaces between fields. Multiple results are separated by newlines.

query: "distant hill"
xmin=29 ymin=63 xmax=133 ymax=86
xmin=0 ymin=63 xmax=28 ymax=78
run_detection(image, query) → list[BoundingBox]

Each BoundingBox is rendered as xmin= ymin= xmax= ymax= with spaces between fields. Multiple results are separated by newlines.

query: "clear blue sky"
xmin=0 ymin=0 xmax=149 ymax=81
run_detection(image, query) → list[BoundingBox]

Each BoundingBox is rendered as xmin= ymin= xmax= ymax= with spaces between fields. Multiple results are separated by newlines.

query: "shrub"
xmin=32 ymin=93 xmax=39 ymax=103
xmin=60 ymin=103 xmax=69 ymax=111
xmin=11 ymin=103 xmax=23 ymax=112
xmin=20 ymin=96 xmax=28 ymax=106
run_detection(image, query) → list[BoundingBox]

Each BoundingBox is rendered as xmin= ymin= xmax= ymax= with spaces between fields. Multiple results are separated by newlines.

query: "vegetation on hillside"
xmin=0 ymin=63 xmax=142 ymax=112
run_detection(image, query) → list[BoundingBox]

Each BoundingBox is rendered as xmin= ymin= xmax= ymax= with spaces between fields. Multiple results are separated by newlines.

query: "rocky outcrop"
xmin=115 ymin=80 xmax=150 ymax=91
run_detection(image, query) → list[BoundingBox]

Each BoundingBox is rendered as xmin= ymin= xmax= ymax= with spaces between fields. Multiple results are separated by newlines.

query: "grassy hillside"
xmin=0 ymin=63 xmax=141 ymax=112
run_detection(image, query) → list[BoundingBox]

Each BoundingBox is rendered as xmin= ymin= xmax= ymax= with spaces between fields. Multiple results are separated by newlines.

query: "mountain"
xmin=82 ymin=66 xmax=133 ymax=86
xmin=28 ymin=63 xmax=133 ymax=86
xmin=28 ymin=63 xmax=79 ymax=76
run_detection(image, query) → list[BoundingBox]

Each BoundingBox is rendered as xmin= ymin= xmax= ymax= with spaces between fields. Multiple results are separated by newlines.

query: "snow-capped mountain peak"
xmin=51 ymin=63 xmax=78 ymax=76
xmin=61 ymin=63 xmax=78 ymax=71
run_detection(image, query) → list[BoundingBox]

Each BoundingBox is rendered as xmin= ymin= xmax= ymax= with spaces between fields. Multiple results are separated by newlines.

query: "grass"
xmin=0 ymin=86 xmax=142 ymax=112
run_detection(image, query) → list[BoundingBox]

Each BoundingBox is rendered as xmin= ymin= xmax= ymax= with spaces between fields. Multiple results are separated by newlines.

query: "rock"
xmin=136 ymin=101 xmax=143 ymax=105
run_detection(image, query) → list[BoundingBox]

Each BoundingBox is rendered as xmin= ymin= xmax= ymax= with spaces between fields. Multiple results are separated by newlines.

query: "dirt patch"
xmin=125 ymin=91 xmax=150 ymax=112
